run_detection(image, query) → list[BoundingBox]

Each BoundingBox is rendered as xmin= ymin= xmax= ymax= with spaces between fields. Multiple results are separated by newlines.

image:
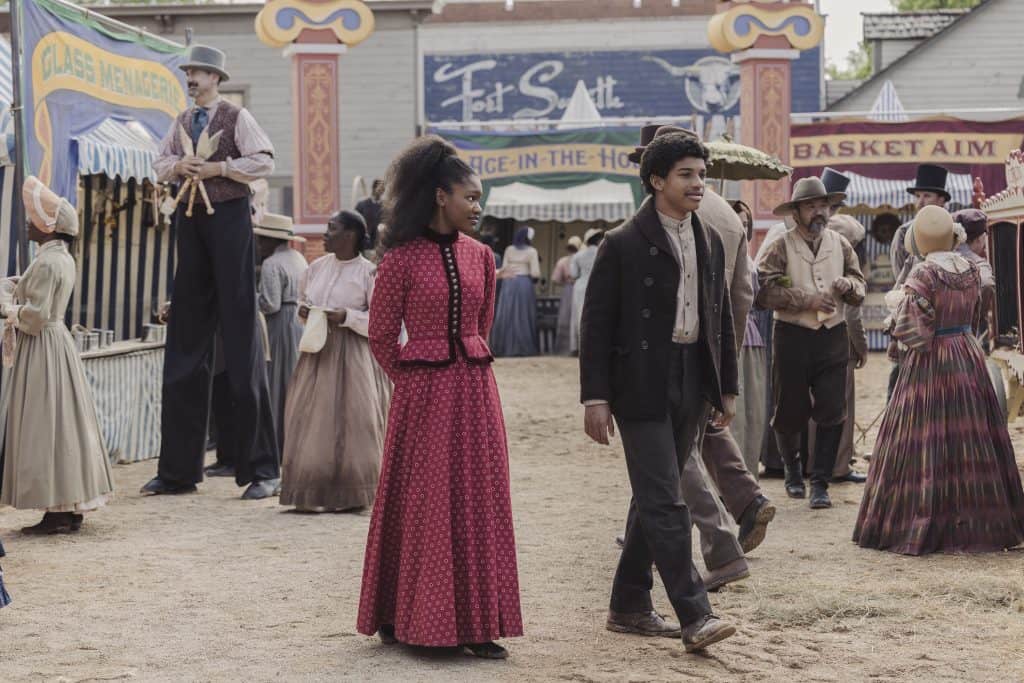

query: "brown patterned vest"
xmin=170 ymin=100 xmax=250 ymax=204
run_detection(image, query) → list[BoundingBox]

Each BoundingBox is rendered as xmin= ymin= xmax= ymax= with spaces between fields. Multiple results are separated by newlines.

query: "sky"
xmin=820 ymin=0 xmax=894 ymax=68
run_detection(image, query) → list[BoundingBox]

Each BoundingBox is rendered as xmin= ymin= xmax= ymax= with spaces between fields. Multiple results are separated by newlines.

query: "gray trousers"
xmin=611 ymin=344 xmax=717 ymax=627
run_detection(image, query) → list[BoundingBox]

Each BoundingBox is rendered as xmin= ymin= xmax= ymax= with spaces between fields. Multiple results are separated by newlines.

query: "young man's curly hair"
xmin=639 ymin=134 xmax=710 ymax=195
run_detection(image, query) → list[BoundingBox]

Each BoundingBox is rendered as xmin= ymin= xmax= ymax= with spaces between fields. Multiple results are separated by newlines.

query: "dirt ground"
xmin=2 ymin=353 xmax=1023 ymax=682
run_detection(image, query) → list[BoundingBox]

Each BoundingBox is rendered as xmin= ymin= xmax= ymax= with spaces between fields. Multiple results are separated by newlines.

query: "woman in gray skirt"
xmin=490 ymin=226 xmax=541 ymax=357
xmin=255 ymin=213 xmax=308 ymax=454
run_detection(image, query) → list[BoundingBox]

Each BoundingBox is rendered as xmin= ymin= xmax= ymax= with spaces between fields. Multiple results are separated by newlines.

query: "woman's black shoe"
xmin=378 ymin=624 xmax=397 ymax=644
xmin=461 ymin=641 xmax=508 ymax=659
xmin=21 ymin=512 xmax=76 ymax=535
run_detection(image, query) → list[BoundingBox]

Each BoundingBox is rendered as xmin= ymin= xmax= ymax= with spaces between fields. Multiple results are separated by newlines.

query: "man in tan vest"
xmin=755 ymin=177 xmax=866 ymax=509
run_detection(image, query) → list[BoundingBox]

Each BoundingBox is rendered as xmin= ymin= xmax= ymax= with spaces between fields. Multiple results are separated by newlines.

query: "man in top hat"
xmin=582 ymin=129 xmax=740 ymax=652
xmin=755 ymin=176 xmax=866 ymax=509
xmin=144 ymin=44 xmax=281 ymax=499
xmin=892 ymin=164 xmax=950 ymax=287
xmin=629 ymin=125 xmax=775 ymax=566
xmin=884 ymin=164 xmax=951 ymax=398
xmin=255 ymin=213 xmax=308 ymax=454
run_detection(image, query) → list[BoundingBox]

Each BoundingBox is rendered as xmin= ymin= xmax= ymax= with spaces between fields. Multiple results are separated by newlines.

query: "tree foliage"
xmin=826 ymin=41 xmax=872 ymax=81
xmin=890 ymin=0 xmax=982 ymax=10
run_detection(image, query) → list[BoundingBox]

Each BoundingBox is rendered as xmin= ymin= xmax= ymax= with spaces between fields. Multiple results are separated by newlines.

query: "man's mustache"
xmin=187 ymin=82 xmax=198 ymax=88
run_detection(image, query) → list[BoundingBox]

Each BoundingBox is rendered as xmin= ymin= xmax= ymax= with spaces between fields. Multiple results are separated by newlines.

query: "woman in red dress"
xmin=357 ymin=136 xmax=523 ymax=659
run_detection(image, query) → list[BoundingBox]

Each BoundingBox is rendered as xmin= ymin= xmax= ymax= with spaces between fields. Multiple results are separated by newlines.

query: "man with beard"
xmin=755 ymin=177 xmax=865 ymax=509
xmin=143 ymin=45 xmax=280 ymax=499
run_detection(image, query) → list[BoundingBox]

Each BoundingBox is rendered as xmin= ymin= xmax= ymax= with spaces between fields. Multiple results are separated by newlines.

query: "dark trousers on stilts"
xmin=210 ymin=371 xmax=237 ymax=468
xmin=611 ymin=344 xmax=712 ymax=628
xmin=158 ymin=197 xmax=279 ymax=487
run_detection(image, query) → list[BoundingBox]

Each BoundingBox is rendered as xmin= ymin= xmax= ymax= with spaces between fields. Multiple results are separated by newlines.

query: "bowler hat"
xmin=253 ymin=213 xmax=305 ymax=243
xmin=907 ymin=163 xmax=950 ymax=201
xmin=773 ymin=177 xmax=847 ymax=217
xmin=821 ymin=167 xmax=851 ymax=196
xmin=628 ymin=124 xmax=700 ymax=164
xmin=952 ymin=208 xmax=988 ymax=241
xmin=905 ymin=205 xmax=955 ymax=257
xmin=179 ymin=44 xmax=230 ymax=83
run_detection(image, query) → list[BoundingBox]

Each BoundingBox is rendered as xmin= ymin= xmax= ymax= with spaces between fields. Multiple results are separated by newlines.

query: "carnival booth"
xmin=791 ymin=116 xmax=1024 ymax=350
xmin=980 ymin=150 xmax=1024 ymax=420
xmin=0 ymin=0 xmax=186 ymax=462
xmin=441 ymin=127 xmax=642 ymax=352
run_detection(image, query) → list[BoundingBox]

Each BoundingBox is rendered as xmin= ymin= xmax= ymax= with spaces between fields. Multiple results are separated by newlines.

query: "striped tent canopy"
xmin=484 ymin=178 xmax=636 ymax=222
xmin=844 ymin=170 xmax=974 ymax=213
xmin=868 ymin=80 xmax=909 ymax=123
xmin=73 ymin=118 xmax=160 ymax=182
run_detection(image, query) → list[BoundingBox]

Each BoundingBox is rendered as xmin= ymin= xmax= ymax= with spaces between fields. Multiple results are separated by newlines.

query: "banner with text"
xmin=22 ymin=0 xmax=186 ymax=201
xmin=439 ymin=128 xmax=644 ymax=205
xmin=425 ymin=47 xmax=821 ymax=124
xmin=791 ymin=117 xmax=1024 ymax=198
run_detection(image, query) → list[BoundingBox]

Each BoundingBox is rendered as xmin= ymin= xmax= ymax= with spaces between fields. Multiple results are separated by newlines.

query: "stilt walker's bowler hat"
xmin=179 ymin=45 xmax=231 ymax=82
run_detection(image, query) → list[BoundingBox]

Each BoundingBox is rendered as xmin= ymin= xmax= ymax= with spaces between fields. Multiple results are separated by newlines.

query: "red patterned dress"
xmin=357 ymin=229 xmax=523 ymax=646
xmin=854 ymin=257 xmax=1024 ymax=555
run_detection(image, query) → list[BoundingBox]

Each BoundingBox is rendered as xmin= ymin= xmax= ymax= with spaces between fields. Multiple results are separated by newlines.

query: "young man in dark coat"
xmin=579 ymin=132 xmax=739 ymax=652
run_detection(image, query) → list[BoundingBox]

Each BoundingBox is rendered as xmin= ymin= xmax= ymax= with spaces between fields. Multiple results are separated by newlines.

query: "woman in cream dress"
xmin=279 ymin=210 xmax=387 ymax=511
xmin=0 ymin=177 xmax=113 ymax=534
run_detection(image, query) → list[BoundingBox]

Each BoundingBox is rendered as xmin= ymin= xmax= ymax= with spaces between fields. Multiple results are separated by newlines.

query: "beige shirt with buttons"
xmin=657 ymin=211 xmax=700 ymax=343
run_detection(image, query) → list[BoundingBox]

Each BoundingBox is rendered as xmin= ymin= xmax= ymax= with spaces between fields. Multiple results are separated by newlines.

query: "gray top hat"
xmin=179 ymin=45 xmax=230 ymax=82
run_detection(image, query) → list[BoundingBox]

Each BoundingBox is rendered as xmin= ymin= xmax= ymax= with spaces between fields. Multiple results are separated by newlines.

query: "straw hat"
xmin=584 ymin=228 xmax=603 ymax=245
xmin=253 ymin=213 xmax=306 ymax=243
xmin=904 ymin=205 xmax=955 ymax=257
xmin=567 ymin=236 xmax=583 ymax=250
xmin=23 ymin=175 xmax=78 ymax=237
xmin=773 ymin=176 xmax=847 ymax=216
xmin=828 ymin=213 xmax=865 ymax=248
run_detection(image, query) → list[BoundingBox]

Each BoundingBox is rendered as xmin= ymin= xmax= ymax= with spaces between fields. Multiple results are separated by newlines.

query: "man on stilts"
xmin=143 ymin=45 xmax=280 ymax=499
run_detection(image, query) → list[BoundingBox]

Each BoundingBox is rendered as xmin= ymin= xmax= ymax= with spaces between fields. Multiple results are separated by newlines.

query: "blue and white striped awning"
xmin=845 ymin=170 xmax=974 ymax=211
xmin=484 ymin=178 xmax=636 ymax=223
xmin=73 ymin=118 xmax=160 ymax=183
xmin=868 ymin=80 xmax=909 ymax=123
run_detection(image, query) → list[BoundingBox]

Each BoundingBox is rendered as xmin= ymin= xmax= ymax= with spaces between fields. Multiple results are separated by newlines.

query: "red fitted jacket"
xmin=369 ymin=230 xmax=496 ymax=380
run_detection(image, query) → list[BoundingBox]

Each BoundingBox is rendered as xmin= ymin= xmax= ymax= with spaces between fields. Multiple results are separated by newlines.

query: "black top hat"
xmin=821 ymin=167 xmax=851 ymax=195
xmin=907 ymin=163 xmax=950 ymax=201
xmin=628 ymin=124 xmax=700 ymax=164
xmin=179 ymin=45 xmax=230 ymax=83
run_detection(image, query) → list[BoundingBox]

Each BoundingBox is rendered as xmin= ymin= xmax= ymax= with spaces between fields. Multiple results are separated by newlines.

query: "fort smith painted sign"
xmin=424 ymin=47 xmax=821 ymax=123
xmin=23 ymin=0 xmax=186 ymax=201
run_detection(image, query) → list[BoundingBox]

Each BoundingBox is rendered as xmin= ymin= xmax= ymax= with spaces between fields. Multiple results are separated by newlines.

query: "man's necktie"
xmin=191 ymin=107 xmax=208 ymax=147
